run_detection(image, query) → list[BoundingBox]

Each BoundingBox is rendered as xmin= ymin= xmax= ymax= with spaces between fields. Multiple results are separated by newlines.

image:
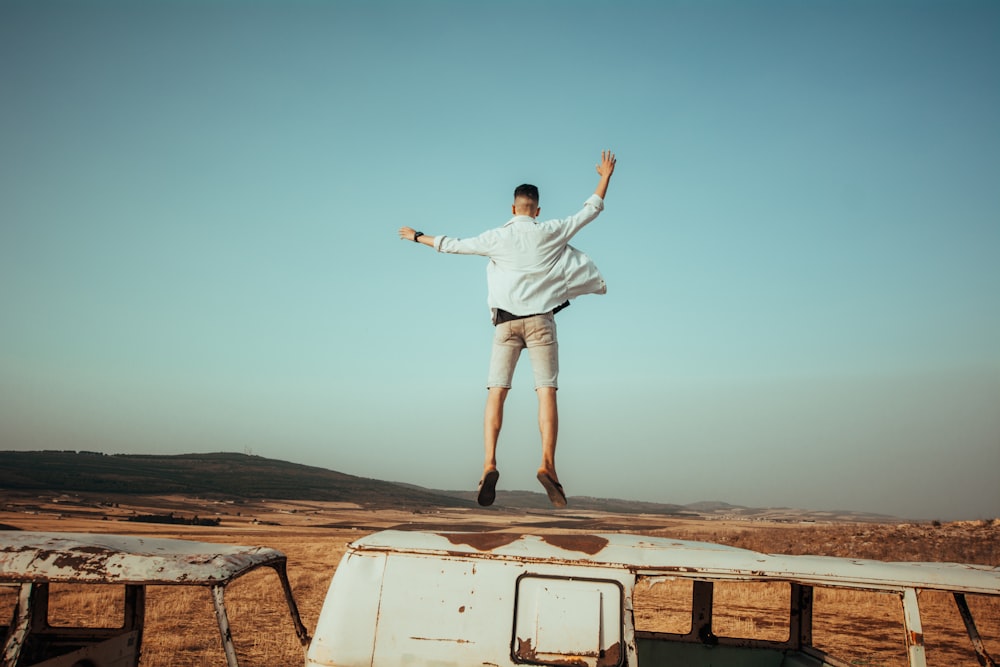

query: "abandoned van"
xmin=0 ymin=532 xmax=308 ymax=667
xmin=306 ymin=530 xmax=1000 ymax=667
xmin=3 ymin=530 xmax=998 ymax=667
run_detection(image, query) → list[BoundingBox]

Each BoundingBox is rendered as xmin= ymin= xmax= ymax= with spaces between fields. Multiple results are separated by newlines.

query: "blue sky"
xmin=2 ymin=0 xmax=997 ymax=520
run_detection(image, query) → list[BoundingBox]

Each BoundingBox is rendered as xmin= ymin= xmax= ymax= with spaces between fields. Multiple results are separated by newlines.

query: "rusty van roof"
xmin=0 ymin=532 xmax=287 ymax=585
xmin=351 ymin=530 xmax=1000 ymax=596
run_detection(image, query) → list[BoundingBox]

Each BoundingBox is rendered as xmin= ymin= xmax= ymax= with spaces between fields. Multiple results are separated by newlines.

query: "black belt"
xmin=494 ymin=301 xmax=570 ymax=325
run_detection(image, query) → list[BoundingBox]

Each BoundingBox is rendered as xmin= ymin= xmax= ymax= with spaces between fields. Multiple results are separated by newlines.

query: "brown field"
xmin=1 ymin=494 xmax=997 ymax=666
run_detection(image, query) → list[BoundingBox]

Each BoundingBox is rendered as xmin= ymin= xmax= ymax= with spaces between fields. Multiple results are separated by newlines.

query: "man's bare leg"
xmin=537 ymin=387 xmax=559 ymax=479
xmin=535 ymin=386 xmax=566 ymax=506
xmin=483 ymin=387 xmax=509 ymax=473
xmin=477 ymin=387 xmax=508 ymax=506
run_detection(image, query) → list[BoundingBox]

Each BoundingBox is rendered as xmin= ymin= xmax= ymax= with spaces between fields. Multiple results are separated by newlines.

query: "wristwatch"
xmin=413 ymin=231 xmax=424 ymax=242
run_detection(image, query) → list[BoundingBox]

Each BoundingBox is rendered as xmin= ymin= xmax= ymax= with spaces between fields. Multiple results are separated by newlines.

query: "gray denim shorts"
xmin=487 ymin=313 xmax=559 ymax=389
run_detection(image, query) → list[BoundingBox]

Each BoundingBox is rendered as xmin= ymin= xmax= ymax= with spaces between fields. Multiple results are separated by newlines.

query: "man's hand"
xmin=399 ymin=226 xmax=433 ymax=246
xmin=596 ymin=150 xmax=616 ymax=179
xmin=595 ymin=150 xmax=616 ymax=199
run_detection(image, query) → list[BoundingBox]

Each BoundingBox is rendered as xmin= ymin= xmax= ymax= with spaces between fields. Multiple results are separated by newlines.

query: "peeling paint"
xmin=0 ymin=532 xmax=288 ymax=585
xmin=440 ymin=532 xmax=522 ymax=551
xmin=306 ymin=529 xmax=1000 ymax=667
xmin=358 ymin=530 xmax=1000 ymax=597
xmin=0 ymin=533 xmax=310 ymax=667
xmin=515 ymin=636 xmax=591 ymax=666
xmin=515 ymin=636 xmax=535 ymax=660
xmin=540 ymin=535 xmax=609 ymax=555
xmin=514 ymin=636 xmax=621 ymax=666
xmin=438 ymin=533 xmax=608 ymax=557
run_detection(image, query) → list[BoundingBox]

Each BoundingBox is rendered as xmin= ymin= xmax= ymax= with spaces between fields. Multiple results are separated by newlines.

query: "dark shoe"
xmin=536 ymin=470 xmax=567 ymax=508
xmin=477 ymin=468 xmax=500 ymax=506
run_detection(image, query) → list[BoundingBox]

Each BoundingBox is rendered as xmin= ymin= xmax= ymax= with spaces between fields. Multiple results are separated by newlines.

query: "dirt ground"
xmin=1 ymin=494 xmax=997 ymax=666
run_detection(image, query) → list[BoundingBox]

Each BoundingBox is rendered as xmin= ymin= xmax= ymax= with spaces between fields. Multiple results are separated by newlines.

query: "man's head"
xmin=513 ymin=183 xmax=540 ymax=218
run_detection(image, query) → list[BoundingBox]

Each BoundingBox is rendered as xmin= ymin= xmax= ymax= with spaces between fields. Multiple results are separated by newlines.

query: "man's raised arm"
xmin=594 ymin=150 xmax=616 ymax=200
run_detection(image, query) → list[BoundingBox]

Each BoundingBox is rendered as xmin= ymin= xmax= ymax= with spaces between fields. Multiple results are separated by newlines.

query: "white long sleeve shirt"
xmin=433 ymin=194 xmax=608 ymax=323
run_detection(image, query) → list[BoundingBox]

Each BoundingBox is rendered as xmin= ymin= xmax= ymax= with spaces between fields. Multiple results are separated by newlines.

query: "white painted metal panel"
xmin=901 ymin=588 xmax=927 ymax=667
xmin=306 ymin=551 xmax=386 ymax=667
xmin=513 ymin=576 xmax=622 ymax=667
xmin=370 ymin=551 xmax=518 ymax=667
xmin=0 ymin=532 xmax=285 ymax=585
xmin=350 ymin=531 xmax=1000 ymax=595
xmin=307 ymin=537 xmax=636 ymax=667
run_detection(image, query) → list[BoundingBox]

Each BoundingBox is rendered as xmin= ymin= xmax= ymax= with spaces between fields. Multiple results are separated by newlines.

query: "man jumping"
xmin=399 ymin=150 xmax=617 ymax=507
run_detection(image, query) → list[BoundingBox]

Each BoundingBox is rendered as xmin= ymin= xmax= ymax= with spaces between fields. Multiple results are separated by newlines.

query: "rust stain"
xmin=909 ymin=630 xmax=924 ymax=646
xmin=546 ymin=657 xmax=589 ymax=666
xmin=0 ymin=534 xmax=287 ymax=587
xmin=516 ymin=637 xmax=536 ymax=661
xmin=659 ymin=566 xmax=698 ymax=573
xmin=541 ymin=535 xmax=609 ymax=555
xmin=516 ymin=637 xmax=614 ymax=666
xmin=51 ymin=552 xmax=115 ymax=577
xmin=597 ymin=641 xmax=622 ymax=667
xmin=441 ymin=533 xmax=522 ymax=551
xmin=458 ymin=605 xmax=466 ymax=613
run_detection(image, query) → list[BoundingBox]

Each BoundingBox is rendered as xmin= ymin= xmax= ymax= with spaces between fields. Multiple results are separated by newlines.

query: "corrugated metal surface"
xmin=0 ymin=532 xmax=286 ymax=585
xmin=351 ymin=530 xmax=1000 ymax=595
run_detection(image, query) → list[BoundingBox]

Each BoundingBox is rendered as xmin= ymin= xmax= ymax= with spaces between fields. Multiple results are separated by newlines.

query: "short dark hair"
xmin=514 ymin=183 xmax=539 ymax=203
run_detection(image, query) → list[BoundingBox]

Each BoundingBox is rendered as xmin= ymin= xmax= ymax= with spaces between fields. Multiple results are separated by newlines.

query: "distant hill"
xmin=0 ymin=450 xmax=692 ymax=515
xmin=0 ymin=450 xmax=901 ymax=521
xmin=0 ymin=450 xmax=472 ymax=510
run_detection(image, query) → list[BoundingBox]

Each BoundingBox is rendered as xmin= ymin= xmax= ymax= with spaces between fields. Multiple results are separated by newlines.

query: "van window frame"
xmin=511 ymin=572 xmax=626 ymax=667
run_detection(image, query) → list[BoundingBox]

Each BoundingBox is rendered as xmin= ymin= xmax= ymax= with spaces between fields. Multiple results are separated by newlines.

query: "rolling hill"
xmin=0 ymin=450 xmax=472 ymax=510
xmin=0 ymin=450 xmax=900 ymax=520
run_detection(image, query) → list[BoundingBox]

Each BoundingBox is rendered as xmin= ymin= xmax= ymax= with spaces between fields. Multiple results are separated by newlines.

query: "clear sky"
xmin=2 ymin=0 xmax=998 ymax=521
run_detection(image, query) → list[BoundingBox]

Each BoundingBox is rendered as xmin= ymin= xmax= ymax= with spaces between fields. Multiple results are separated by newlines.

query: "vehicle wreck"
xmin=2 ymin=529 xmax=997 ymax=667
xmin=306 ymin=530 xmax=1000 ymax=667
xmin=0 ymin=532 xmax=308 ymax=667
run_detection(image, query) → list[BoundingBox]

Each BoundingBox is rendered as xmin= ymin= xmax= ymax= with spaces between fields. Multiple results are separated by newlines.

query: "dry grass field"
xmin=1 ymin=494 xmax=997 ymax=666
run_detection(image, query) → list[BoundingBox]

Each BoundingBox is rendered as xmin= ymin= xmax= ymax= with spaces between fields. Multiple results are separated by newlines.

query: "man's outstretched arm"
xmin=594 ymin=150 xmax=616 ymax=200
xmin=398 ymin=227 xmax=435 ymax=247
